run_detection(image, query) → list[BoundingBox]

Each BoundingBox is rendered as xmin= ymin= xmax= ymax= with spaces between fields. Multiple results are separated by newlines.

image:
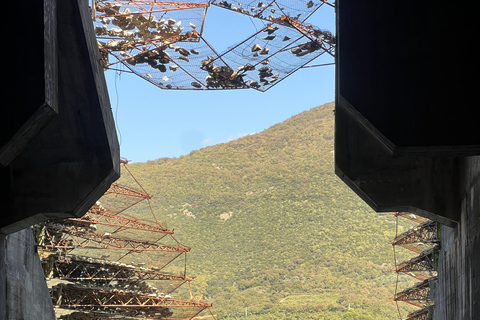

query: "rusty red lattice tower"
xmin=38 ymin=160 xmax=215 ymax=319
xmin=390 ymin=212 xmax=439 ymax=320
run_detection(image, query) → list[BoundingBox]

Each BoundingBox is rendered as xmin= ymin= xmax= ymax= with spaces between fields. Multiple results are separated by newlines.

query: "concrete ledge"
xmin=1 ymin=0 xmax=58 ymax=166
xmin=335 ymin=97 xmax=461 ymax=226
xmin=0 ymin=0 xmax=120 ymax=235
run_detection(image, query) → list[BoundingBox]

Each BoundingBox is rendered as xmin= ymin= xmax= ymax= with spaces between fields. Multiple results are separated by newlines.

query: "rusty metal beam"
xmin=51 ymin=284 xmax=211 ymax=316
xmin=106 ymin=183 xmax=153 ymax=199
xmin=50 ymin=254 xmax=193 ymax=283
xmin=43 ymin=224 xmax=190 ymax=253
xmin=392 ymin=212 xmax=430 ymax=225
xmin=67 ymin=204 xmax=173 ymax=234
xmin=393 ymin=246 xmax=438 ymax=281
xmin=393 ymin=277 xmax=436 ymax=308
xmin=391 ymin=220 xmax=439 ymax=253
xmin=405 ymin=306 xmax=434 ymax=320
xmin=95 ymin=0 xmax=209 ymax=19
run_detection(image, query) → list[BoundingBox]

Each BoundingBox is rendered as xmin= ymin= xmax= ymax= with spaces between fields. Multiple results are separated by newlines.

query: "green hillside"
xmin=118 ymin=102 xmax=416 ymax=319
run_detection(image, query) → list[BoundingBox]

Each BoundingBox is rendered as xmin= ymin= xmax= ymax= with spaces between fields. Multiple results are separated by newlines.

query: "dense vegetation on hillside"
xmin=118 ymin=102 xmax=416 ymax=319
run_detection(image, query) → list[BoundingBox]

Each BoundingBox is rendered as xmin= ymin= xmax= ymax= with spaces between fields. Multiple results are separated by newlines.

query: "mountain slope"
xmin=120 ymin=102 xmax=415 ymax=319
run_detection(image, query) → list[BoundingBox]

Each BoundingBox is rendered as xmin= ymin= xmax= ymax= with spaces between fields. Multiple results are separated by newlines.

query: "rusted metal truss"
xmin=107 ymin=182 xmax=153 ymax=199
xmin=103 ymin=182 xmax=154 ymax=214
xmin=391 ymin=220 xmax=439 ymax=253
xmin=405 ymin=305 xmax=434 ymax=320
xmin=391 ymin=212 xmax=430 ymax=225
xmin=67 ymin=204 xmax=173 ymax=235
xmin=58 ymin=311 xmax=203 ymax=319
xmin=43 ymin=224 xmax=189 ymax=253
xmin=59 ymin=311 xmax=157 ymax=319
xmin=49 ymin=254 xmax=193 ymax=284
xmin=393 ymin=277 xmax=436 ymax=308
xmin=393 ymin=246 xmax=439 ymax=281
xmin=94 ymin=0 xmax=208 ymax=50
xmin=94 ymin=0 xmax=210 ymax=18
xmin=51 ymin=284 xmax=211 ymax=318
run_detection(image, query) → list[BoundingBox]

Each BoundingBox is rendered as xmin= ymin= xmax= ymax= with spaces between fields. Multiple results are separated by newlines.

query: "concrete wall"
xmin=0 ymin=228 xmax=55 ymax=320
xmin=434 ymin=157 xmax=480 ymax=319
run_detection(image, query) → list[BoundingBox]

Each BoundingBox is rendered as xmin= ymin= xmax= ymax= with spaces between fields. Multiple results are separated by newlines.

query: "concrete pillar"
xmin=435 ymin=157 xmax=480 ymax=319
xmin=0 ymin=228 xmax=55 ymax=320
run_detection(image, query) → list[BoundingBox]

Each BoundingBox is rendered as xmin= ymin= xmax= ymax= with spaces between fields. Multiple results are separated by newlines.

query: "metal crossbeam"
xmin=103 ymin=183 xmax=153 ymax=214
xmin=106 ymin=183 xmax=153 ymax=199
xmin=43 ymin=225 xmax=189 ymax=253
xmin=393 ymin=277 xmax=436 ymax=308
xmin=52 ymin=284 xmax=211 ymax=315
xmin=392 ymin=212 xmax=430 ymax=225
xmin=391 ymin=221 xmax=438 ymax=253
xmin=394 ymin=247 xmax=438 ymax=281
xmin=95 ymin=1 xmax=210 ymax=19
xmin=210 ymin=0 xmax=335 ymax=24
xmin=68 ymin=204 xmax=173 ymax=234
xmin=405 ymin=305 xmax=434 ymax=320
xmin=59 ymin=311 xmax=202 ymax=319
xmin=51 ymin=254 xmax=193 ymax=285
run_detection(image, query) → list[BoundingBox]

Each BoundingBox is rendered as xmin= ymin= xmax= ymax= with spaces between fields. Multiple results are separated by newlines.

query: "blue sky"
xmin=105 ymin=5 xmax=335 ymax=163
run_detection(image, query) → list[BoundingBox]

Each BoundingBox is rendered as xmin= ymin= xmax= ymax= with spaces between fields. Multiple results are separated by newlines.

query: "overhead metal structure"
xmin=391 ymin=212 xmax=439 ymax=320
xmin=393 ymin=246 xmax=439 ymax=281
xmin=51 ymin=284 xmax=211 ymax=319
xmin=210 ymin=15 xmax=334 ymax=90
xmin=46 ymin=254 xmax=193 ymax=294
xmin=209 ymin=0 xmax=334 ymax=22
xmin=37 ymin=160 xmax=215 ymax=320
xmin=391 ymin=212 xmax=430 ymax=225
xmin=393 ymin=277 xmax=436 ymax=309
xmin=92 ymin=0 xmax=334 ymax=91
xmin=43 ymin=223 xmax=189 ymax=268
xmin=103 ymin=182 xmax=153 ymax=213
xmin=391 ymin=220 xmax=439 ymax=254
xmin=67 ymin=203 xmax=173 ymax=235
xmin=405 ymin=306 xmax=434 ymax=320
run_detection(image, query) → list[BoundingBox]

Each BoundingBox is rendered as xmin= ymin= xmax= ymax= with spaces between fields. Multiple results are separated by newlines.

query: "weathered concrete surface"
xmin=336 ymin=0 xmax=479 ymax=154
xmin=335 ymin=0 xmax=480 ymax=226
xmin=0 ymin=0 xmax=120 ymax=235
xmin=0 ymin=228 xmax=55 ymax=320
xmin=335 ymin=101 xmax=462 ymax=227
xmin=1 ymin=0 xmax=57 ymax=167
xmin=335 ymin=1 xmax=480 ymax=318
xmin=434 ymin=157 xmax=480 ymax=319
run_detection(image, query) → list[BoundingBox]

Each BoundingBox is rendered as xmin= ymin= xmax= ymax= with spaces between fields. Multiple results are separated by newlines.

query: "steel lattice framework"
xmin=104 ymin=182 xmax=154 ymax=214
xmin=47 ymin=254 xmax=193 ymax=293
xmin=42 ymin=223 xmax=189 ymax=270
xmin=391 ymin=213 xmax=438 ymax=318
xmin=210 ymin=15 xmax=334 ymax=90
xmin=391 ymin=220 xmax=439 ymax=254
xmin=405 ymin=306 xmax=434 ymax=320
xmin=93 ymin=0 xmax=334 ymax=91
xmin=67 ymin=203 xmax=173 ymax=235
xmin=210 ymin=0 xmax=334 ymax=23
xmin=391 ymin=212 xmax=430 ymax=225
xmin=107 ymin=182 xmax=153 ymax=199
xmin=59 ymin=312 xmax=164 ymax=319
xmin=51 ymin=284 xmax=211 ymax=319
xmin=393 ymin=246 xmax=439 ymax=281
xmin=393 ymin=277 xmax=436 ymax=308
xmin=38 ymin=160 xmax=215 ymax=320
xmin=44 ymin=224 xmax=189 ymax=253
